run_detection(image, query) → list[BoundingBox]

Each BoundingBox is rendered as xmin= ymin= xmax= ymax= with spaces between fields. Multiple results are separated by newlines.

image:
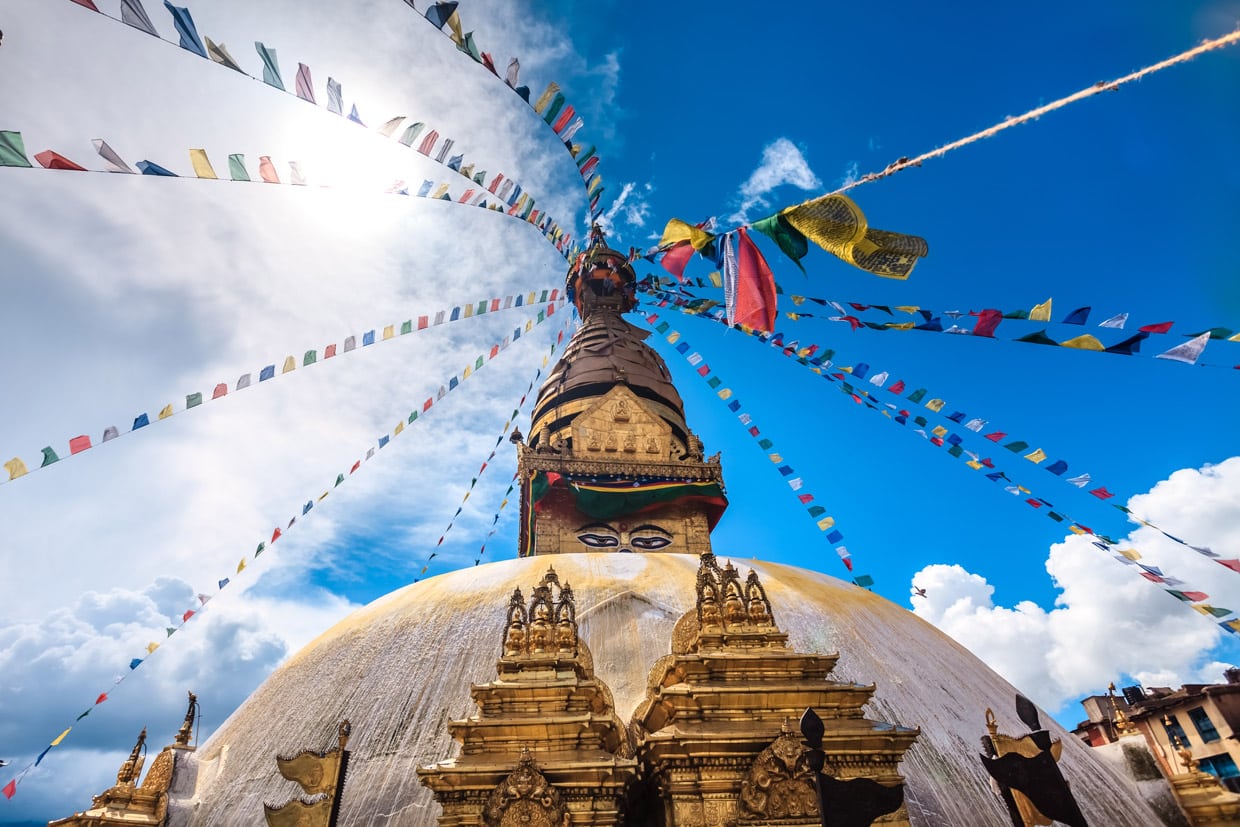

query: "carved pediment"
xmin=483 ymin=751 xmax=570 ymax=827
xmin=739 ymin=727 xmax=820 ymax=823
xmin=571 ymin=385 xmax=672 ymax=461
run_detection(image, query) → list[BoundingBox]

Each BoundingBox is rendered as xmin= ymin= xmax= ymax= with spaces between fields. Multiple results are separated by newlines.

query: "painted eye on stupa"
xmin=630 ymin=535 xmax=671 ymax=550
xmin=577 ymin=532 xmax=620 ymax=548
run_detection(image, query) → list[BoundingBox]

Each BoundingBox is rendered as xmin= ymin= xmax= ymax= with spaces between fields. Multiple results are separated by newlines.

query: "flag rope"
xmin=0 ymin=299 xmax=564 ymax=801
xmin=2 ymin=289 xmax=559 ymax=487
xmin=644 ymin=296 xmax=1238 ymax=630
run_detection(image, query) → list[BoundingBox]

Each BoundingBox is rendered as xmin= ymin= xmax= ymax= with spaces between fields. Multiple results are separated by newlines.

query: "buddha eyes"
xmin=631 ymin=535 xmax=671 ymax=550
xmin=577 ymin=533 xmax=619 ymax=548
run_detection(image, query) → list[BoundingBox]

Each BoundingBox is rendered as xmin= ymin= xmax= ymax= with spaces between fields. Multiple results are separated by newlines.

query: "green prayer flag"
xmin=1003 ymin=309 xmax=1030 ymax=320
xmin=401 ymin=320 xmax=412 ymax=334
xmin=227 ymin=154 xmax=250 ymax=181
xmin=807 ymin=505 xmax=826 ymax=517
xmin=752 ymin=213 xmax=808 ymax=272
xmin=186 ymin=392 xmax=203 ymax=408
xmin=1017 ymin=330 xmax=1060 ymax=346
xmin=0 ymin=131 xmax=33 ymax=167
xmin=41 ymin=446 xmax=60 ymax=467
xmin=1003 ymin=440 xmax=1029 ymax=452
xmin=907 ymin=388 xmax=927 ymax=403
xmin=853 ymin=575 xmax=875 ymax=588
xmin=475 ymin=356 xmax=484 ymax=369
xmin=303 ymin=349 xmax=317 ymax=366
xmin=255 ymin=541 xmax=266 ymax=555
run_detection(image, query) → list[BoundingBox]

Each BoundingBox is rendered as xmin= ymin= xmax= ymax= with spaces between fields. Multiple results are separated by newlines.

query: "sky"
xmin=1 ymin=0 xmax=1239 ymax=821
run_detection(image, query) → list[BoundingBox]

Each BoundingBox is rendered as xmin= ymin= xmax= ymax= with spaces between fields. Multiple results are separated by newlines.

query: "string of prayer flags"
xmin=642 ymin=312 xmax=870 ymax=586
xmin=1 ymin=301 xmax=566 ymax=802
xmin=778 ymin=193 xmax=927 ymax=279
xmin=644 ymin=285 xmax=1226 ymax=564
xmin=53 ymin=0 xmax=578 ymax=256
xmin=645 ymin=294 xmax=1233 ymax=624
xmin=2 ymin=289 xmax=556 ymax=487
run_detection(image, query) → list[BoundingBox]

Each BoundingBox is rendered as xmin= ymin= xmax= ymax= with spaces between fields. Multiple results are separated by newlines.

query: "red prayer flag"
xmin=842 ymin=558 xmax=853 ymax=571
xmin=888 ymin=380 xmax=906 ymax=394
xmin=798 ymin=494 xmax=814 ymax=504
xmin=1219 ymin=560 xmax=1240 ymax=574
xmin=417 ymin=316 xmax=429 ymax=330
xmin=2 ymin=779 xmax=15 ymax=800
xmin=423 ymin=398 xmax=434 ymax=412
xmin=552 ymin=104 xmax=576 ymax=133
xmin=735 ymin=227 xmax=778 ymax=333
xmin=271 ymin=528 xmax=281 ymax=543
xmin=350 ymin=460 xmax=361 ymax=473
xmin=1140 ymin=571 xmax=1165 ymax=583
xmin=69 ymin=435 xmax=92 ymax=454
xmin=212 ymin=383 xmax=227 ymax=399
xmin=985 ymin=432 xmax=1006 ymax=442
xmin=840 ymin=315 xmax=862 ymax=331
xmin=981 ymin=458 xmax=995 ymax=468
xmin=972 ymin=309 xmax=1003 ymax=337
xmin=1090 ymin=486 xmax=1115 ymax=500
xmin=660 ymin=242 xmax=694 ymax=281
xmin=34 ymin=150 xmax=88 ymax=171
xmin=490 ymin=298 xmax=501 ymax=312
xmin=1182 ymin=591 xmax=1210 ymax=602
xmin=324 ymin=344 xmax=337 ymax=358
xmin=490 ymin=345 xmax=500 ymax=358
xmin=182 ymin=609 xmax=195 ymax=622
xmin=930 ymin=437 xmax=944 ymax=446
xmin=1139 ymin=321 xmax=1174 ymax=333
xmin=95 ymin=693 xmax=108 ymax=704
xmin=1026 ymin=499 xmax=1042 ymax=507
xmin=71 ymin=0 xmax=100 ymax=9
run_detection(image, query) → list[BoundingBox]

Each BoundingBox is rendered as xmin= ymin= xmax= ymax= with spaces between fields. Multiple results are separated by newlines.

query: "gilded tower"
xmin=516 ymin=227 xmax=727 ymax=558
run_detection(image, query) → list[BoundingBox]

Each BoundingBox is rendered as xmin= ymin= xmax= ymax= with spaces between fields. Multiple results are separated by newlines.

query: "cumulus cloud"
xmin=911 ymin=457 xmax=1240 ymax=714
xmin=727 ymin=138 xmax=821 ymax=224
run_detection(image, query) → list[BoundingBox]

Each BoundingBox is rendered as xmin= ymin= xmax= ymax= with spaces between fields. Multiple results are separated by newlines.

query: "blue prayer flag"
xmin=259 ymin=365 xmax=275 ymax=381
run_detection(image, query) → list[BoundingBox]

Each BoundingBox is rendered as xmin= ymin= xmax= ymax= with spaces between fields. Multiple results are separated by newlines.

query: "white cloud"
xmin=596 ymin=181 xmax=653 ymax=239
xmin=839 ymin=160 xmax=861 ymax=187
xmin=727 ymin=138 xmax=821 ymax=224
xmin=911 ymin=457 xmax=1240 ymax=714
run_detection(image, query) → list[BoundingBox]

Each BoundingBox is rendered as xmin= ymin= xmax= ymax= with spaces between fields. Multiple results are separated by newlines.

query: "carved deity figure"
xmin=604 ymin=432 xmax=617 ymax=451
xmin=645 ymin=436 xmax=660 ymax=454
xmin=483 ymin=751 xmax=571 ymax=827
xmin=724 ymin=581 xmax=748 ymax=624
xmin=614 ymin=399 xmax=630 ymax=421
xmin=700 ymin=585 xmax=722 ymax=628
xmin=623 ymin=433 xmax=637 ymax=452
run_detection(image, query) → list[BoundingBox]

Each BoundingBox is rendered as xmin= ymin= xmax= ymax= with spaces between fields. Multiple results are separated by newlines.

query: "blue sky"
xmin=1 ymin=0 xmax=1239 ymax=820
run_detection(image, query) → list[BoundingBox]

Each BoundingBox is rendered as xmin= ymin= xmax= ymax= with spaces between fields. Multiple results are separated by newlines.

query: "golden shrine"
xmin=55 ymin=230 xmax=1173 ymax=825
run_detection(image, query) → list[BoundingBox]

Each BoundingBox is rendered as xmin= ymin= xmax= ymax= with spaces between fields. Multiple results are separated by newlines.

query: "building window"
xmin=1199 ymin=754 xmax=1240 ymax=779
xmin=1162 ymin=714 xmax=1190 ymax=747
xmin=1188 ymin=707 xmax=1221 ymax=743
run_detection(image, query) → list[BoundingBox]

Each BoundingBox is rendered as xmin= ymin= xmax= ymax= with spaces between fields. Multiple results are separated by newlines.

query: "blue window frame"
xmin=1163 ymin=714 xmax=1190 ymax=747
xmin=1188 ymin=707 xmax=1221 ymax=743
xmin=1199 ymin=754 xmax=1240 ymax=779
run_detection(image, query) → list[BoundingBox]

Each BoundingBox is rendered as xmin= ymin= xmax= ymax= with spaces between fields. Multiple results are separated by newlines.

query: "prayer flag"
xmin=782 ymin=193 xmax=927 ymax=278
xmin=121 ymin=0 xmax=158 ymax=34
xmin=258 ymin=156 xmax=280 ymax=183
xmin=69 ymin=435 xmax=92 ymax=454
xmin=260 ymin=365 xmax=275 ymax=381
xmin=505 ymin=57 xmax=520 ymax=87
xmin=1046 ymin=460 xmax=1068 ymax=475
xmin=204 ymin=37 xmax=243 ymax=71
xmin=163 ymin=2 xmax=207 ymax=57
xmin=41 ymin=447 xmax=60 ymax=467
xmin=295 ymin=63 xmax=315 ymax=102
xmin=1090 ymin=487 xmax=1115 ymax=500
xmin=1029 ymin=298 xmax=1052 ymax=321
xmin=326 ymin=78 xmax=344 ymax=115
xmin=34 ymin=150 xmax=87 ymax=171
xmin=1060 ymin=334 xmax=1104 ymax=351
xmin=137 ymin=160 xmax=177 ymax=176
xmin=3 ymin=781 xmax=15 ymax=800
xmin=1024 ymin=448 xmax=1047 ymax=463
xmin=227 ymin=154 xmax=249 ymax=181
xmin=93 ymin=139 xmax=134 ymax=173
xmin=1156 ymin=332 xmax=1209 ymax=364
xmin=348 ymin=104 xmax=365 ymax=126
xmin=4 ymin=458 xmax=28 ymax=480
xmin=661 ymin=217 xmax=715 ymax=252
xmin=1067 ymin=473 xmax=1091 ymax=488
xmin=734 ymin=228 xmax=777 ymax=332
xmin=1105 ymin=332 xmax=1149 ymax=355
xmin=1139 ymin=321 xmax=1174 ymax=333
xmin=189 ymin=148 xmax=217 ymax=179
xmin=972 ymin=309 xmax=1003 ymax=337
xmin=1098 ymin=313 xmax=1128 ymax=329
xmin=1062 ymin=306 xmax=1091 ymax=325
xmin=533 ymin=82 xmax=561 ymax=115
xmin=133 ymin=412 xmax=150 ymax=428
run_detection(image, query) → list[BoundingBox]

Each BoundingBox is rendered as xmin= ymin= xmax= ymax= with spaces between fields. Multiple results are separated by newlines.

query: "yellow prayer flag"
xmin=158 ymin=404 xmax=174 ymax=420
xmin=840 ymin=366 xmax=853 ymax=373
xmin=526 ymin=320 xmax=533 ymax=332
xmin=1060 ymin=334 xmax=1104 ymax=351
xmin=282 ymin=356 xmax=296 ymax=373
xmin=1024 ymin=448 xmax=1048 ymax=463
xmin=1068 ymin=525 xmax=1087 ymax=535
xmin=667 ymin=332 xmax=680 ymax=344
xmin=885 ymin=322 xmax=916 ymax=330
xmin=925 ymin=399 xmax=946 ymax=412
xmin=1029 ymin=298 xmax=1053 ymax=321
xmin=463 ymin=365 xmax=472 ymax=378
xmin=718 ymin=389 xmax=732 ymax=400
xmin=708 ymin=271 xmax=722 ymax=287
xmin=1192 ymin=605 xmax=1220 ymax=616
xmin=768 ymin=453 xmax=783 ymax=463
xmin=444 ymin=10 xmax=464 ymax=44
xmin=237 ymin=558 xmax=246 ymax=573
xmin=189 ymin=149 xmax=218 ymax=179
xmin=51 ymin=728 xmax=71 ymax=746
xmin=895 ymin=305 xmax=920 ymax=314
xmin=394 ymin=421 xmax=404 ymax=435
xmin=817 ymin=516 xmax=835 ymax=531
xmin=420 ymin=565 xmax=428 ymax=574
xmin=463 ymin=303 xmax=473 ymax=318
xmin=500 ymin=498 xmax=508 ymax=508
xmin=4 ymin=457 xmax=28 ymax=480
xmin=146 ymin=642 xmax=160 ymax=654
xmin=782 ymin=194 xmax=927 ymax=279
xmin=797 ymin=347 xmax=813 ymax=357
xmin=1228 ymin=332 xmax=1240 ymax=343
xmin=532 ymin=82 xmax=560 ymax=115
xmin=790 ymin=295 xmax=806 ymax=306
xmin=1118 ymin=549 xmax=1141 ymax=560
xmin=429 ymin=183 xmax=450 ymax=200
xmin=1222 ymin=619 xmax=1240 ymax=633
xmin=786 ymin=312 xmax=802 ymax=321
xmin=462 ymin=492 xmax=470 ymax=502
xmin=931 ymin=425 xmax=948 ymax=438
xmin=383 ymin=325 xmax=394 ymax=340
xmin=660 ymin=218 xmax=713 ymax=251
xmin=966 ymin=460 xmax=985 ymax=470
xmin=319 ymin=491 xmax=329 ymax=501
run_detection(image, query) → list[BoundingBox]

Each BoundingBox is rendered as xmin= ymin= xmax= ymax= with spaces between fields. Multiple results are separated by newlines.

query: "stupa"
xmin=66 ymin=229 xmax=1170 ymax=825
